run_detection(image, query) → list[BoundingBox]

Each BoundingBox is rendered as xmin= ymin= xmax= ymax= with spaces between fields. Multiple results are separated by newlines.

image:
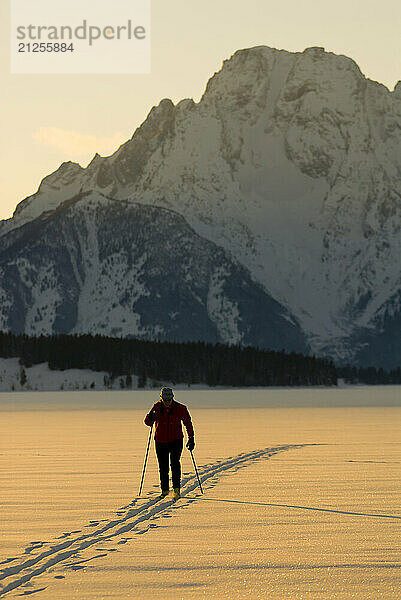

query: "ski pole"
xmin=190 ymin=450 xmax=204 ymax=494
xmin=138 ymin=423 xmax=153 ymax=496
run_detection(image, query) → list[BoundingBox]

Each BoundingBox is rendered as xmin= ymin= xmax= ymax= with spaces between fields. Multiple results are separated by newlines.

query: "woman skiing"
xmin=144 ymin=387 xmax=195 ymax=500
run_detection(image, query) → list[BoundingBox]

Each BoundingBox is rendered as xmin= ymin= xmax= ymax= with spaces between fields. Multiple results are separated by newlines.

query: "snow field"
xmin=0 ymin=388 xmax=400 ymax=599
xmin=0 ymin=358 xmax=115 ymax=393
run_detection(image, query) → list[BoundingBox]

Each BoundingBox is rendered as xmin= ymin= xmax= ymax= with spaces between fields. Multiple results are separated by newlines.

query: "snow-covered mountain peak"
xmin=126 ymin=97 xmax=176 ymax=144
xmin=201 ymin=45 xmax=365 ymax=112
xmin=1 ymin=44 xmax=400 ymax=367
xmin=5 ymin=161 xmax=85 ymax=235
xmin=87 ymin=153 xmax=103 ymax=168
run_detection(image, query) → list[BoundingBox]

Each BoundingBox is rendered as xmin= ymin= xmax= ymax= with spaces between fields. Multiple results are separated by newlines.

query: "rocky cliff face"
xmin=2 ymin=46 xmax=400 ymax=367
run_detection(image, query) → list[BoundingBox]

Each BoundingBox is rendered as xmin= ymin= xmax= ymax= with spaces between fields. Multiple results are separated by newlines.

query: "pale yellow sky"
xmin=1 ymin=0 xmax=400 ymax=220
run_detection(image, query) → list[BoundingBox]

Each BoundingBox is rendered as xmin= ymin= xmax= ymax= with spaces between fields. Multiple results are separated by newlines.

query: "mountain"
xmin=0 ymin=191 xmax=308 ymax=352
xmin=1 ymin=45 xmax=400 ymax=367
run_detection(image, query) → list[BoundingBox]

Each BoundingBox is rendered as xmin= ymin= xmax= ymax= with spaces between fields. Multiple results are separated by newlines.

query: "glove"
xmin=186 ymin=437 xmax=195 ymax=451
xmin=145 ymin=410 xmax=156 ymax=426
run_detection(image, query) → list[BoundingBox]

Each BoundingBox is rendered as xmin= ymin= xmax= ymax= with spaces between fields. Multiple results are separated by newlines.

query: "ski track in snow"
xmin=0 ymin=444 xmax=304 ymax=597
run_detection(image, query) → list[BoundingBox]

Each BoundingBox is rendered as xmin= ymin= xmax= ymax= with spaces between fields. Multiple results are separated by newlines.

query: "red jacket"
xmin=144 ymin=400 xmax=194 ymax=443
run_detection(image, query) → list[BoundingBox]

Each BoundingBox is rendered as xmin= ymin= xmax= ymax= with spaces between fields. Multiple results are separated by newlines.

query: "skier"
xmin=144 ymin=387 xmax=195 ymax=500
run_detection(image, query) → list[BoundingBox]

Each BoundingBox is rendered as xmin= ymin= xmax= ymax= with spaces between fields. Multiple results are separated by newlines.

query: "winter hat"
xmin=160 ymin=387 xmax=174 ymax=400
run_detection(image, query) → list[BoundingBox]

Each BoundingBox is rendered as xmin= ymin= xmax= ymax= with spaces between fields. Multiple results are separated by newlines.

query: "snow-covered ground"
xmin=0 ymin=387 xmax=400 ymax=599
xmin=0 ymin=358 xmax=198 ymax=393
xmin=0 ymin=358 xmax=107 ymax=392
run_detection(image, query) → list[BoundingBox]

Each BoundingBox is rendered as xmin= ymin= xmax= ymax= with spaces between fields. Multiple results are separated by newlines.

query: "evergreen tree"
xmin=20 ymin=367 xmax=27 ymax=387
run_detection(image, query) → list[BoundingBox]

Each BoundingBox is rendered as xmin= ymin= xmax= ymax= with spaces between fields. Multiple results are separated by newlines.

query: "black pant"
xmin=155 ymin=438 xmax=183 ymax=491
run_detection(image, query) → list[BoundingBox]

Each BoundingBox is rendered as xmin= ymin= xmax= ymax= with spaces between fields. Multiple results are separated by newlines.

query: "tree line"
xmin=337 ymin=364 xmax=401 ymax=385
xmin=0 ymin=331 xmax=339 ymax=387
